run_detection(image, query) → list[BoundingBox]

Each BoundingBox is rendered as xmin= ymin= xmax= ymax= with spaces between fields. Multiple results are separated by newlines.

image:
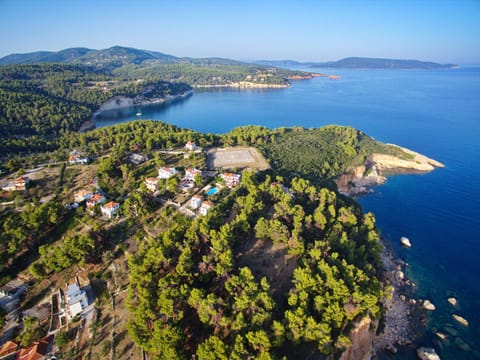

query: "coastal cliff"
xmin=97 ymin=90 xmax=193 ymax=112
xmin=336 ymin=145 xmax=444 ymax=196
xmin=340 ymin=316 xmax=374 ymax=360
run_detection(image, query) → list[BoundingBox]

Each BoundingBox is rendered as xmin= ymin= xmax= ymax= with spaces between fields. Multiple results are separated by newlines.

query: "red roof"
xmin=16 ymin=338 xmax=49 ymax=360
xmin=0 ymin=341 xmax=18 ymax=357
xmin=103 ymin=201 xmax=119 ymax=209
xmin=201 ymin=200 xmax=214 ymax=208
xmin=15 ymin=176 xmax=29 ymax=184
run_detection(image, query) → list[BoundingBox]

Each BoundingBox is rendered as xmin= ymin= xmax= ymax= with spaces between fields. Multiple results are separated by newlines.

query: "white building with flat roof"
xmin=65 ymin=279 xmax=88 ymax=320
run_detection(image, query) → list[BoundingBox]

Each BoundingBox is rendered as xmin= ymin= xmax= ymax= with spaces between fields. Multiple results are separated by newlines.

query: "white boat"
xmin=136 ymin=112 xmax=142 ymax=116
xmin=400 ymin=236 xmax=412 ymax=247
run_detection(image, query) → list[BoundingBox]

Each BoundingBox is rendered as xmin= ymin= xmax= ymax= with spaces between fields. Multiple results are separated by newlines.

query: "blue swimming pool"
xmin=206 ymin=187 xmax=219 ymax=196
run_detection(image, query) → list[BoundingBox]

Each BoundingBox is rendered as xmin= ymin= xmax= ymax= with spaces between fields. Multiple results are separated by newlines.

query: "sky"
xmin=0 ymin=0 xmax=479 ymax=64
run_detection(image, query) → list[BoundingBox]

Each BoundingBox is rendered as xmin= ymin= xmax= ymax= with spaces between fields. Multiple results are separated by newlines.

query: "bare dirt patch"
xmin=207 ymin=147 xmax=270 ymax=170
xmin=237 ymin=239 xmax=297 ymax=302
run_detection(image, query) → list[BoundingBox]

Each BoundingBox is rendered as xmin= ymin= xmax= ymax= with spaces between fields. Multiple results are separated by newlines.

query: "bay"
xmin=96 ymin=68 xmax=480 ymax=358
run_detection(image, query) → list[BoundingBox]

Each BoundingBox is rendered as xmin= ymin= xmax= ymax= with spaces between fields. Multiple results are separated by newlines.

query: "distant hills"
xmin=255 ymin=57 xmax=458 ymax=69
xmin=0 ymin=47 xmax=458 ymax=70
xmin=0 ymin=46 xmax=247 ymax=69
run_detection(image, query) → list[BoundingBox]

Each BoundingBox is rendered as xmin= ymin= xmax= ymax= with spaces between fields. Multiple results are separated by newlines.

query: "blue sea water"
xmin=96 ymin=68 xmax=480 ymax=358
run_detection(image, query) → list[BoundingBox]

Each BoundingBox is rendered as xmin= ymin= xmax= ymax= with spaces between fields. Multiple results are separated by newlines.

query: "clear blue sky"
xmin=1 ymin=0 xmax=479 ymax=64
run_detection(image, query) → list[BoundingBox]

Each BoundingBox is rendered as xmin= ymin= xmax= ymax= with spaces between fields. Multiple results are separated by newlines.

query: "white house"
xmin=65 ymin=279 xmax=88 ymax=320
xmin=220 ymin=173 xmax=241 ymax=187
xmin=199 ymin=200 xmax=214 ymax=216
xmin=189 ymin=195 xmax=203 ymax=209
xmin=100 ymin=201 xmax=120 ymax=219
xmin=158 ymin=167 xmax=178 ymax=179
xmin=74 ymin=189 xmax=93 ymax=203
xmin=185 ymin=141 xmax=197 ymax=151
xmin=185 ymin=168 xmax=202 ymax=182
xmin=144 ymin=177 xmax=158 ymax=192
xmin=69 ymin=150 xmax=89 ymax=164
xmin=14 ymin=176 xmax=30 ymax=191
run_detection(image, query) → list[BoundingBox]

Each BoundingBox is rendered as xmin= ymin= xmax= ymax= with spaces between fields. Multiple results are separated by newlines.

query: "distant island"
xmin=255 ymin=57 xmax=458 ymax=69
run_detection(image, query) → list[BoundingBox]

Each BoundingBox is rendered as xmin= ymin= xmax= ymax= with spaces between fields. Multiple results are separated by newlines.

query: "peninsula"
xmin=0 ymin=120 xmax=443 ymax=360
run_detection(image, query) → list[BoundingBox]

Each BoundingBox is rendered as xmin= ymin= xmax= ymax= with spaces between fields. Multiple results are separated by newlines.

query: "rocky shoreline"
xmin=372 ymin=241 xmax=426 ymax=356
xmin=336 ymin=145 xmax=444 ymax=196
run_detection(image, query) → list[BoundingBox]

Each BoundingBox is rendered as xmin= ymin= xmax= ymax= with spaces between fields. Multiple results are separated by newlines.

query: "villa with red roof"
xmin=220 ymin=173 xmax=241 ymax=188
xmin=86 ymin=193 xmax=106 ymax=209
xmin=100 ymin=201 xmax=120 ymax=219
xmin=145 ymin=177 xmax=159 ymax=191
xmin=14 ymin=177 xmax=30 ymax=191
xmin=74 ymin=189 xmax=93 ymax=203
xmin=0 ymin=341 xmax=18 ymax=359
xmin=15 ymin=337 xmax=50 ymax=360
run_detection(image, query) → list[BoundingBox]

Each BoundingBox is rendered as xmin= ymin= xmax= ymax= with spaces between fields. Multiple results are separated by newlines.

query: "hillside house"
xmin=0 ymin=341 xmax=18 ymax=359
xmin=158 ymin=167 xmax=178 ymax=179
xmin=68 ymin=154 xmax=89 ymax=165
xmin=74 ymin=189 xmax=93 ymax=203
xmin=86 ymin=193 xmax=106 ymax=209
xmin=185 ymin=168 xmax=202 ymax=182
xmin=144 ymin=177 xmax=158 ymax=192
xmin=14 ymin=177 xmax=30 ymax=191
xmin=189 ymin=195 xmax=202 ymax=209
xmin=185 ymin=141 xmax=197 ymax=151
xmin=65 ymin=279 xmax=88 ymax=320
xmin=15 ymin=337 xmax=50 ymax=360
xmin=100 ymin=201 xmax=120 ymax=219
xmin=220 ymin=173 xmax=241 ymax=187
xmin=199 ymin=200 xmax=214 ymax=216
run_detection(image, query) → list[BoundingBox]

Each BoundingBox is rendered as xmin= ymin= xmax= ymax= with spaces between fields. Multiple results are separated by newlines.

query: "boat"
xmin=400 ymin=236 xmax=412 ymax=247
xmin=136 ymin=112 xmax=142 ymax=116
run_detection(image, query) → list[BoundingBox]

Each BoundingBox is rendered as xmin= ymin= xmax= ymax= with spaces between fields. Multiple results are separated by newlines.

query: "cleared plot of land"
xmin=207 ymin=147 xmax=270 ymax=170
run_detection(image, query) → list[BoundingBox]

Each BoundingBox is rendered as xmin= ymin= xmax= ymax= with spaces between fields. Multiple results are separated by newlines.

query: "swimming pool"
xmin=206 ymin=187 xmax=219 ymax=196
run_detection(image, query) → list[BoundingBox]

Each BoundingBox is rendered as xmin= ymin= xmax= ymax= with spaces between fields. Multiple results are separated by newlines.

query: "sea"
xmin=96 ymin=67 xmax=480 ymax=359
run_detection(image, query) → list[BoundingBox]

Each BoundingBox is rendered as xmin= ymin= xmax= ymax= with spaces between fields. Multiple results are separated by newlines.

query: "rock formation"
xmin=339 ymin=316 xmax=373 ymax=360
xmin=336 ymin=145 xmax=444 ymax=196
xmin=417 ymin=347 xmax=441 ymax=360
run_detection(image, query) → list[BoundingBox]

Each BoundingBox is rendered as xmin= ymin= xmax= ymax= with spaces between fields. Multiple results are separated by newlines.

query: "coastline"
xmin=373 ymin=239 xmax=425 ymax=356
xmin=77 ymin=90 xmax=194 ymax=132
xmin=336 ymin=145 xmax=444 ymax=196
xmin=193 ymin=81 xmax=289 ymax=89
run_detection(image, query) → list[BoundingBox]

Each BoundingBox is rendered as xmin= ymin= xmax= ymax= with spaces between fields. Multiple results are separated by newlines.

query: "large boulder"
xmin=417 ymin=347 xmax=440 ymax=360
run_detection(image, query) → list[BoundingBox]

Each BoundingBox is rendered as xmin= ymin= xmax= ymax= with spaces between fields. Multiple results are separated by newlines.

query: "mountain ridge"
xmin=255 ymin=57 xmax=458 ymax=69
xmin=0 ymin=46 xmax=248 ymax=68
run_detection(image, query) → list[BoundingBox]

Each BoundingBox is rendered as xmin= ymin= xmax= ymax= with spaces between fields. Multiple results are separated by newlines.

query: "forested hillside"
xmin=0 ymin=64 xmax=190 ymax=153
xmin=127 ymin=172 xmax=384 ymax=359
xmin=0 ymin=46 xmax=312 ymax=87
xmin=220 ymin=125 xmax=411 ymax=183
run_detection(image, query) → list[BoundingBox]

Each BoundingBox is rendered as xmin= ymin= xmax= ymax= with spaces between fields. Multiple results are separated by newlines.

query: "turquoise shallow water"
xmin=96 ymin=68 xmax=480 ymax=358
